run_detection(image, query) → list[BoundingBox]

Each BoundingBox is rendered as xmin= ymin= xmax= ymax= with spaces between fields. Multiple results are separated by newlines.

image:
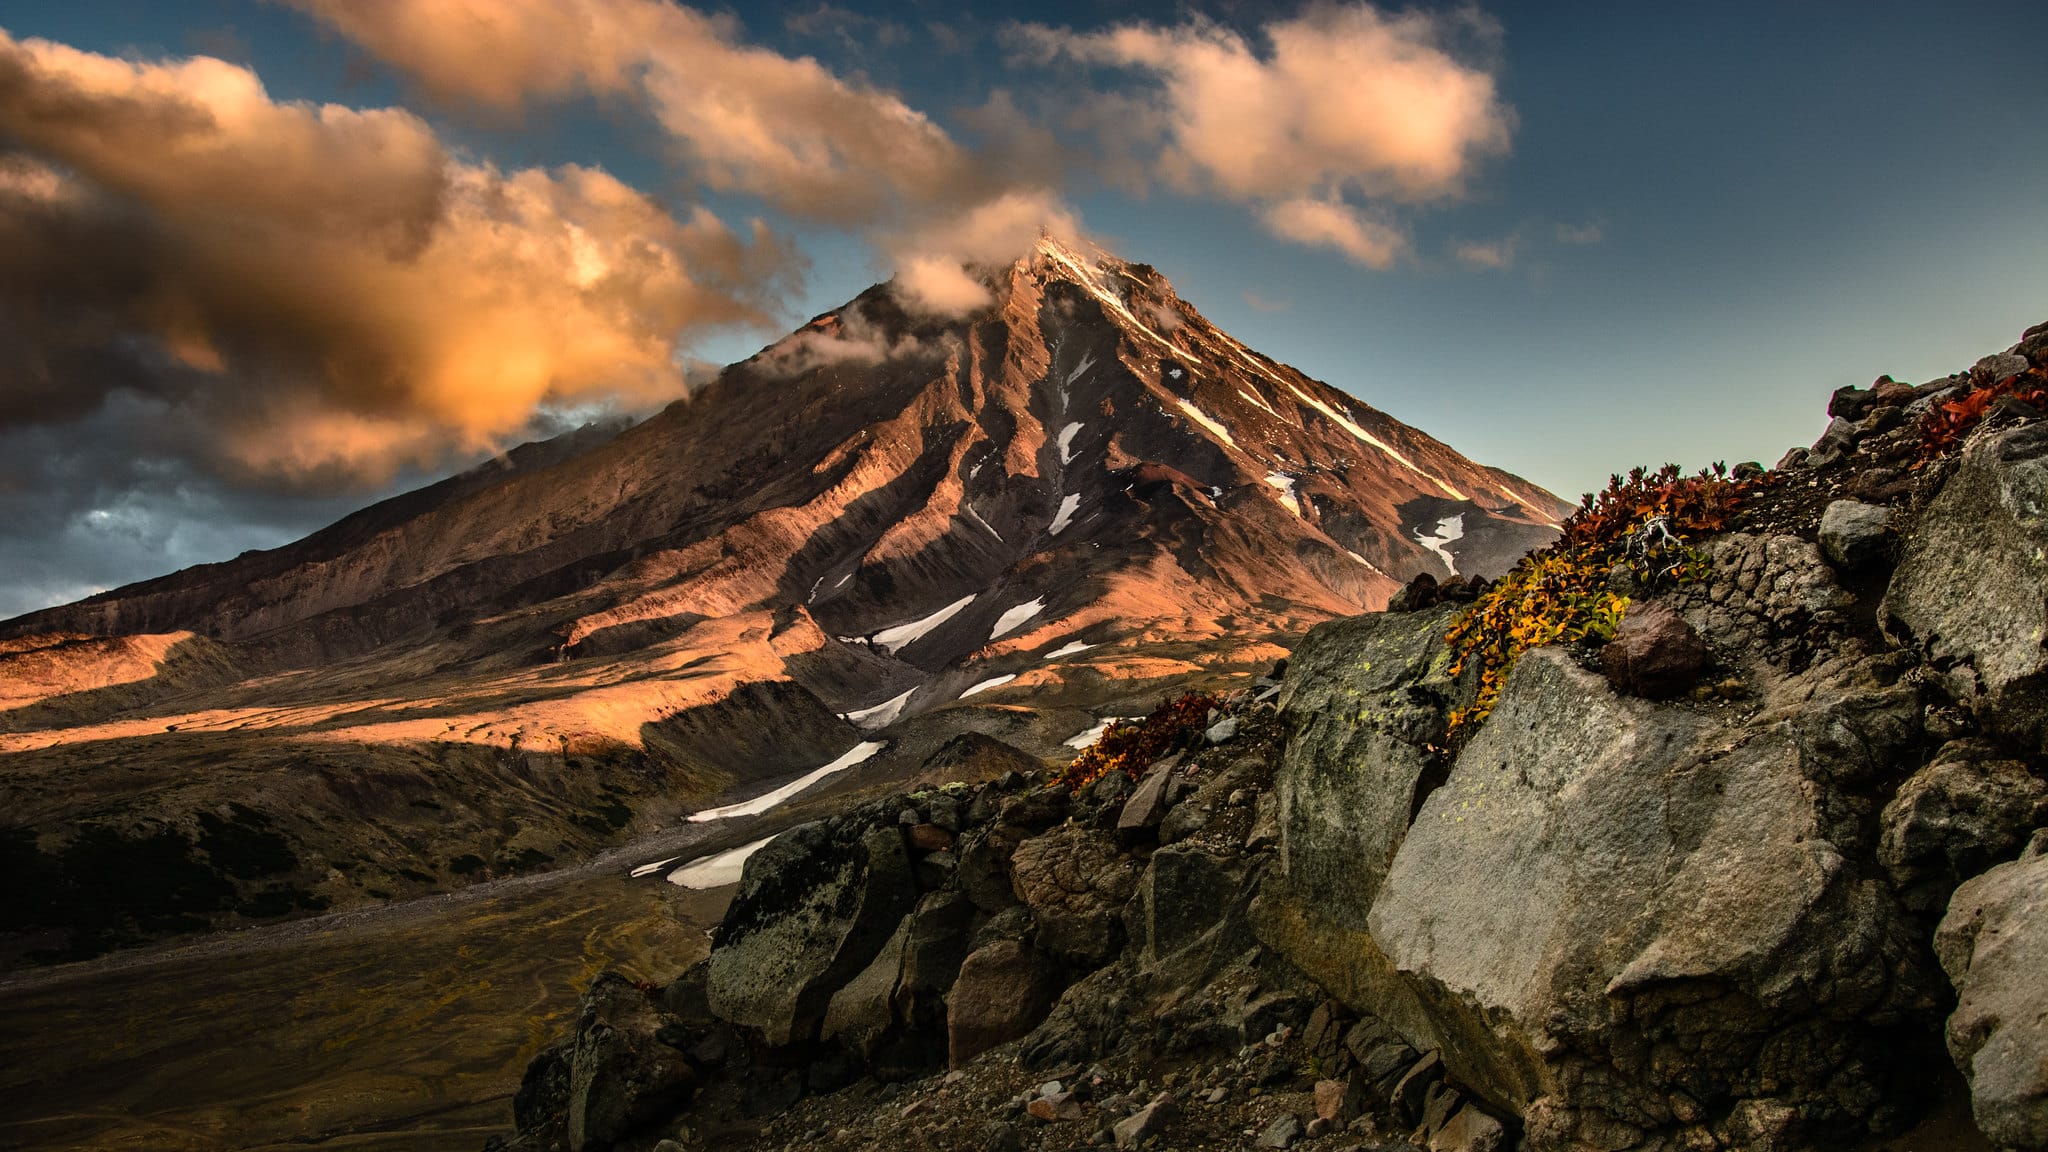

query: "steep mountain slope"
xmin=0 ymin=238 xmax=1566 ymax=961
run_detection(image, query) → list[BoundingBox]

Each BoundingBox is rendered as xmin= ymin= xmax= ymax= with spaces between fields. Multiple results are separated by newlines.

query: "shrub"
xmin=1055 ymin=691 xmax=1222 ymax=790
xmin=1444 ymin=463 xmax=1762 ymax=744
xmin=1918 ymin=364 xmax=2048 ymax=459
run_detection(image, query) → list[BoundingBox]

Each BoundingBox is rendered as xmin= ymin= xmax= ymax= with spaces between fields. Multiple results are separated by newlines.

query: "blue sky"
xmin=0 ymin=0 xmax=2043 ymax=616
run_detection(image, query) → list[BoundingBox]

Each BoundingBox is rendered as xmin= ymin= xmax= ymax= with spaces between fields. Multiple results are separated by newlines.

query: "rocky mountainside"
xmin=491 ymin=321 xmax=2048 ymax=1152
xmin=0 ymin=237 xmax=1565 ymax=964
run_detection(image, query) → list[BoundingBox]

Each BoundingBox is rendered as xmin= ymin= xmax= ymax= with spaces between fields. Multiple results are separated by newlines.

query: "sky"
xmin=0 ymin=0 xmax=2043 ymax=618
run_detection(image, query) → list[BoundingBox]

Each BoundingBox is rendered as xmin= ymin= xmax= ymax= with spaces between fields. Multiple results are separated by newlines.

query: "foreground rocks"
xmin=495 ymin=324 xmax=2048 ymax=1152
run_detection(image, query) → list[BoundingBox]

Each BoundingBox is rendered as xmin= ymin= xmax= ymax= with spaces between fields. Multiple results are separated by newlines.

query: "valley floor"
xmin=0 ymin=845 xmax=726 ymax=1151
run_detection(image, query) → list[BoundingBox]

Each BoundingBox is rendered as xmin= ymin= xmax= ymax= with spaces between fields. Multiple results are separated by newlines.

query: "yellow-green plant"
xmin=1444 ymin=463 xmax=1762 ymax=743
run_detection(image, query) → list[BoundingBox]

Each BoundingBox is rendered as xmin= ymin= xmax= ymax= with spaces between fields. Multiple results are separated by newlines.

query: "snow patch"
xmin=990 ymin=597 xmax=1046 ymax=640
xmin=667 ymin=835 xmax=775 ymax=889
xmin=1042 ymin=640 xmax=1095 ymax=661
xmin=1264 ymin=471 xmax=1303 ymax=517
xmin=1413 ymin=514 xmax=1466 ymax=576
xmin=1066 ymin=352 xmax=1096 ymax=385
xmin=843 ymin=687 xmax=915 ymax=729
xmin=630 ymin=855 xmax=681 ymax=879
xmin=1175 ymin=399 xmax=1237 ymax=448
xmin=1237 ymin=387 xmax=1279 ymax=417
xmin=960 ymin=674 xmax=1017 ymax=699
xmin=1346 ymin=550 xmax=1389 ymax=578
xmin=686 ymin=741 xmax=886 ymax=823
xmin=963 ymin=503 xmax=1003 ymax=541
xmin=1064 ymin=716 xmax=1129 ymax=749
xmin=869 ymin=594 xmax=976 ymax=655
xmin=1058 ymin=421 xmax=1085 ymax=464
xmin=1049 ymin=493 xmax=1082 ymax=535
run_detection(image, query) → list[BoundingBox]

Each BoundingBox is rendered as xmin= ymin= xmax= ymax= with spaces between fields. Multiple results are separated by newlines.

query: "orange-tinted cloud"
xmin=282 ymin=0 xmax=1084 ymax=312
xmin=0 ymin=29 xmax=797 ymax=486
xmin=1261 ymin=198 xmax=1409 ymax=269
xmin=1017 ymin=3 xmax=1511 ymax=263
xmin=286 ymin=0 xmax=982 ymax=224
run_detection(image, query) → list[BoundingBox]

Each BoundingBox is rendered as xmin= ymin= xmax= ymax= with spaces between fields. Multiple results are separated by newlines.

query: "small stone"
xmin=1314 ymin=1078 xmax=1347 ymax=1123
xmin=1306 ymin=1118 xmax=1334 ymax=1138
xmin=1227 ymin=789 xmax=1250 ymax=807
xmin=1205 ymin=1086 xmax=1230 ymax=1105
xmin=1431 ymin=1105 xmax=1505 ymax=1152
xmin=1204 ymin=716 xmax=1240 ymax=744
xmin=1111 ymin=1093 xmax=1177 ymax=1148
xmin=1256 ymin=1114 xmax=1303 ymax=1149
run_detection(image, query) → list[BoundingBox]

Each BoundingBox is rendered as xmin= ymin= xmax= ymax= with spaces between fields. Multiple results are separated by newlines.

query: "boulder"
xmin=1117 ymin=757 xmax=1180 ymax=841
xmin=566 ymin=976 xmax=696 ymax=1152
xmin=1818 ymin=499 xmax=1893 ymax=569
xmin=820 ymin=916 xmax=910 ymax=1058
xmin=1974 ymin=352 xmax=2031 ymax=385
xmin=1880 ymin=743 xmax=2048 ymax=913
xmin=948 ymin=939 xmax=1057 ymax=1067
xmin=1009 ymin=822 xmax=1141 ymax=968
xmin=1258 ymin=606 xmax=1464 ymax=1042
xmin=707 ymin=818 xmax=915 ymax=1046
xmin=1367 ymin=649 xmax=1931 ymax=1141
xmin=895 ymin=890 xmax=978 ymax=1027
xmin=956 ymin=825 xmax=1022 ymax=912
xmin=1598 ymin=599 xmax=1708 ymax=699
xmin=1885 ymin=423 xmax=2048 ymax=752
xmin=1936 ymin=836 xmax=2048 ymax=1151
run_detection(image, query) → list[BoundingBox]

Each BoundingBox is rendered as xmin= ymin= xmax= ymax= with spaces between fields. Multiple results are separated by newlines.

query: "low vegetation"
xmin=1055 ymin=691 xmax=1223 ymax=789
xmin=1444 ymin=463 xmax=1761 ymax=743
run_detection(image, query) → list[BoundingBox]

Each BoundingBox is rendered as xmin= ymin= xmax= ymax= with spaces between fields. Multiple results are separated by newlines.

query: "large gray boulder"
xmin=707 ymin=818 xmax=915 ymax=1046
xmin=1257 ymin=605 xmax=1465 ymax=1043
xmin=1936 ymin=835 xmax=2048 ymax=1151
xmin=1366 ymin=649 xmax=1930 ymax=1147
xmin=1885 ymin=422 xmax=2048 ymax=751
xmin=1880 ymin=742 xmax=2048 ymax=913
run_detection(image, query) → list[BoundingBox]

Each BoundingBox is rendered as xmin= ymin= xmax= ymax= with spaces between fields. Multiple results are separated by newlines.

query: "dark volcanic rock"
xmin=567 ymin=976 xmax=696 ymax=1152
xmin=707 ymin=816 xmax=915 ymax=1047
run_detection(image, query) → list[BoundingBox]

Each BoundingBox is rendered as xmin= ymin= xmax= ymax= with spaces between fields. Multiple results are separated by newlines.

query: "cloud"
xmin=884 ymin=188 xmax=1085 ymax=315
xmin=1453 ymin=237 xmax=1517 ymax=269
xmin=283 ymin=0 xmax=1083 ymax=312
xmin=1556 ymin=221 xmax=1603 ymax=245
xmin=1243 ymin=291 xmax=1291 ymax=313
xmin=1261 ymin=197 xmax=1408 ymax=268
xmin=0 ymin=28 xmax=799 ymax=489
xmin=286 ymin=0 xmax=994 ymax=224
xmin=1017 ymin=3 xmax=1511 ymax=261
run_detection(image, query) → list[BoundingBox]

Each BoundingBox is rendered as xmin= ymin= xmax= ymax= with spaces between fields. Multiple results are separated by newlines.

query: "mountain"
xmin=0 ymin=237 xmax=1568 ymax=962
